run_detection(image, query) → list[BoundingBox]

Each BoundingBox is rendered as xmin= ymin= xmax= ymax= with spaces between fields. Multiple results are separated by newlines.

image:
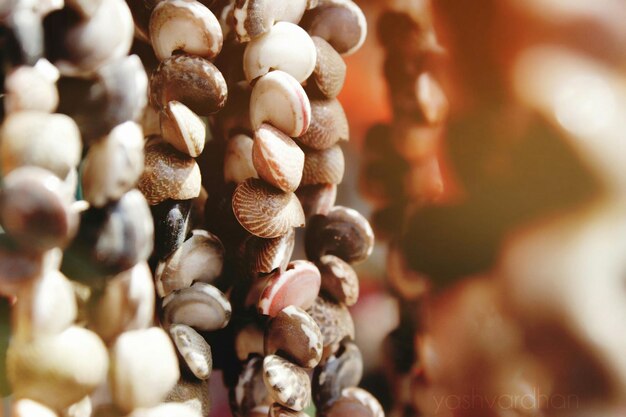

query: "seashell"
xmin=81 ymin=121 xmax=145 ymax=208
xmin=232 ymin=0 xmax=308 ymax=42
xmin=169 ymin=324 xmax=213 ymax=380
xmin=324 ymin=387 xmax=384 ymax=417
xmin=297 ymin=99 xmax=348 ymax=150
xmin=151 ymin=199 xmax=192 ymax=260
xmin=13 ymin=270 xmax=77 ymax=340
xmin=224 ymin=133 xmax=259 ymax=184
xmin=305 ymin=206 xmax=374 ymax=264
xmin=269 ymin=403 xmax=309 ymax=417
xmin=48 ymin=0 xmax=134 ymax=75
xmin=232 ymin=178 xmax=305 ymax=239
xmin=0 ymin=166 xmax=78 ymax=252
xmin=7 ymin=326 xmax=109 ymax=410
xmin=13 ymin=399 xmax=59 ymax=417
xmin=415 ymin=72 xmax=449 ymax=125
xmin=0 ymin=111 xmax=81 ymax=179
xmin=265 ymin=305 xmax=323 ymax=368
xmin=235 ymin=323 xmax=265 ymax=362
xmin=89 ymin=262 xmax=155 ymax=343
xmin=262 ymin=354 xmax=311 ymax=411
xmin=306 ymin=296 xmax=355 ymax=361
xmin=138 ymin=138 xmax=202 ymax=205
xmin=4 ymin=61 xmax=59 ymax=114
xmin=0 ymin=235 xmax=45 ymax=297
xmin=312 ymin=341 xmax=363 ymax=410
xmin=162 ymin=282 xmax=231 ymax=331
xmin=149 ymin=54 xmax=227 ymax=116
xmin=232 ymin=356 xmax=272 ymax=416
xmin=250 ymin=70 xmax=311 ymax=138
xmin=109 ymin=327 xmax=180 ymax=413
xmin=301 ymin=144 xmax=345 ymax=186
xmin=243 ymin=22 xmax=316 ymax=84
xmin=67 ymin=189 xmax=154 ymax=277
xmin=63 ymin=395 xmax=92 ymax=417
xmin=295 ymin=183 xmax=337 ymax=219
xmin=239 ymin=228 xmax=296 ymax=275
xmin=165 ymin=378 xmax=211 ymax=416
xmin=160 ymin=101 xmax=206 ymax=157
xmin=149 ymin=0 xmax=223 ymax=61
xmin=155 ymin=229 xmax=224 ymax=297
xmin=258 ymin=260 xmax=321 ymax=316
xmin=310 ymin=37 xmax=346 ymax=99
xmin=317 ymin=255 xmax=359 ymax=306
xmin=253 ymin=124 xmax=305 ymax=193
xmin=127 ymin=403 xmax=202 ymax=417
xmin=300 ymin=0 xmax=367 ymax=56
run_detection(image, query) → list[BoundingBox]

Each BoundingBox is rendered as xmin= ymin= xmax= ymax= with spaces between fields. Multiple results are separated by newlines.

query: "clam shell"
xmin=165 ymin=378 xmax=211 ymax=416
xmin=232 ymin=178 xmax=305 ymax=239
xmin=258 ymin=260 xmax=321 ymax=316
xmin=296 ymin=183 xmax=337 ymax=218
xmin=162 ymin=282 xmax=232 ymax=331
xmin=317 ymin=255 xmax=359 ymax=306
xmin=269 ymin=403 xmax=309 ymax=417
xmin=305 ymin=206 xmax=374 ymax=264
xmin=110 ymin=327 xmax=180 ymax=413
xmin=306 ymin=296 xmax=355 ymax=361
xmin=151 ymin=199 xmax=192 ymax=260
xmin=253 ymin=124 xmax=304 ymax=193
xmin=232 ymin=356 xmax=272 ymax=416
xmin=312 ymin=341 xmax=363 ymax=410
xmin=265 ymin=305 xmax=323 ymax=368
xmin=7 ymin=326 xmax=109 ymax=411
xmin=311 ymin=36 xmax=346 ymax=99
xmin=138 ymin=138 xmax=202 ymax=205
xmin=224 ymin=133 xmax=259 ymax=184
xmin=240 ymin=228 xmax=296 ymax=274
xmin=155 ymin=229 xmax=224 ymax=297
xmin=160 ymin=101 xmax=206 ymax=157
xmin=298 ymin=99 xmax=348 ymax=150
xmin=169 ymin=324 xmax=213 ymax=380
xmin=263 ymin=355 xmax=311 ymax=411
xmin=325 ymin=387 xmax=384 ymax=417
xmin=301 ymin=144 xmax=345 ymax=186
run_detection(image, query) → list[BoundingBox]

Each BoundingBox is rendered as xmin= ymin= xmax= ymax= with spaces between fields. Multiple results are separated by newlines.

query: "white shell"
xmin=224 ymin=134 xmax=259 ymax=184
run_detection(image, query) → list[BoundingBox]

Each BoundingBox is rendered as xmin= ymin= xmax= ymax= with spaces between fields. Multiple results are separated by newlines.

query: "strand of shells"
xmin=201 ymin=1 xmax=384 ymax=416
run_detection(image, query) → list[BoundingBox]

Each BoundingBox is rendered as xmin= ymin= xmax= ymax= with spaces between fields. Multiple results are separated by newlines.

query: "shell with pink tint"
xmin=250 ymin=70 xmax=311 ymax=138
xmin=297 ymin=99 xmax=348 ymax=151
xmin=258 ymin=260 xmax=321 ymax=316
xmin=253 ymin=124 xmax=305 ymax=193
xmin=232 ymin=178 xmax=305 ymax=239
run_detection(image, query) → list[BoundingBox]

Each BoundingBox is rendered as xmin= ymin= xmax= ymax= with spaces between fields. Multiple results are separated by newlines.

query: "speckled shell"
xmin=265 ymin=306 xmax=323 ymax=368
xmin=317 ymin=255 xmax=359 ymax=306
xmin=263 ymin=355 xmax=311 ymax=411
xmin=306 ymin=296 xmax=355 ymax=360
xmin=232 ymin=178 xmax=305 ymax=239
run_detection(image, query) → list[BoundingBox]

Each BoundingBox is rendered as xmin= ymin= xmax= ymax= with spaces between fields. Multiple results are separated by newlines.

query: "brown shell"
xmin=253 ymin=124 xmax=304 ymax=193
xmin=311 ymin=37 xmax=346 ymax=99
xmin=138 ymin=138 xmax=201 ymax=205
xmin=306 ymin=296 xmax=355 ymax=361
xmin=297 ymin=99 xmax=348 ymax=150
xmin=240 ymin=228 xmax=296 ymax=274
xmin=263 ymin=355 xmax=311 ymax=411
xmin=149 ymin=54 xmax=227 ymax=116
xmin=300 ymin=2 xmax=365 ymax=55
xmin=325 ymin=387 xmax=384 ymax=417
xmin=232 ymin=178 xmax=305 ymax=238
xmin=169 ymin=323 xmax=213 ymax=380
xmin=317 ymin=255 xmax=359 ymax=306
xmin=301 ymin=144 xmax=345 ymax=186
xmin=159 ymin=100 xmax=206 ymax=157
xmin=269 ymin=404 xmax=309 ymax=417
xmin=296 ymin=183 xmax=337 ymax=218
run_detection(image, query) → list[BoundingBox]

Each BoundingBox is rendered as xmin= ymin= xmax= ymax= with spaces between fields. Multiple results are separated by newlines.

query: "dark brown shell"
xmin=138 ymin=138 xmax=201 ymax=205
xmin=149 ymin=54 xmax=227 ymax=116
xmin=311 ymin=37 xmax=346 ymax=99
xmin=306 ymin=296 xmax=355 ymax=361
xmin=232 ymin=178 xmax=305 ymax=238
xmin=297 ymin=99 xmax=348 ymax=150
xmin=296 ymin=183 xmax=337 ymax=219
xmin=312 ymin=341 xmax=363 ymax=410
xmin=317 ymin=255 xmax=359 ymax=306
xmin=301 ymin=144 xmax=345 ymax=186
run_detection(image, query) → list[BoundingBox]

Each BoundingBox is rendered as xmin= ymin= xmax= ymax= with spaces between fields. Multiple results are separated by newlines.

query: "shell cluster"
xmin=0 ymin=0 xmax=383 ymax=416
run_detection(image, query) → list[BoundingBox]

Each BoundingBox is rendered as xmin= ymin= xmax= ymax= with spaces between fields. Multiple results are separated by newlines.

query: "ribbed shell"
xmin=138 ymin=139 xmax=201 ymax=205
xmin=241 ymin=228 xmax=296 ymax=274
xmin=297 ymin=99 xmax=348 ymax=150
xmin=301 ymin=144 xmax=345 ymax=185
xmin=312 ymin=37 xmax=346 ymax=98
xmin=253 ymin=124 xmax=304 ymax=193
xmin=232 ymin=178 xmax=305 ymax=238
xmin=306 ymin=296 xmax=355 ymax=359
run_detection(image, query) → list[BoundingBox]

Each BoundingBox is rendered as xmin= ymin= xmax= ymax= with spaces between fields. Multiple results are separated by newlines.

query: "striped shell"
xmin=232 ymin=178 xmax=305 ymax=238
xmin=253 ymin=124 xmax=304 ymax=193
xmin=240 ymin=228 xmax=296 ymax=274
xmin=263 ymin=355 xmax=311 ymax=411
xmin=311 ymin=37 xmax=346 ymax=99
xmin=297 ymin=99 xmax=348 ymax=150
xmin=301 ymin=144 xmax=345 ymax=186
